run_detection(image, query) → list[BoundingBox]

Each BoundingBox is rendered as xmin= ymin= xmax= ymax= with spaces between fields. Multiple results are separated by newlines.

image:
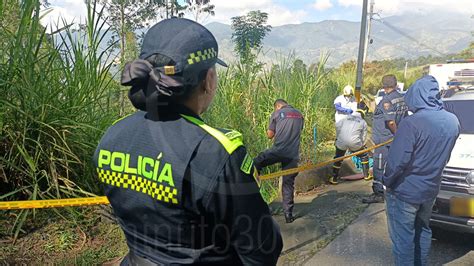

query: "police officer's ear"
xmin=203 ymin=66 xmax=217 ymax=94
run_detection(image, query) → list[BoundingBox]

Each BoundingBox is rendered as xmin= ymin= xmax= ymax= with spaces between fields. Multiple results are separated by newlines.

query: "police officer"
xmin=362 ymin=74 xmax=408 ymax=204
xmin=254 ymin=99 xmax=304 ymax=223
xmin=94 ymin=18 xmax=283 ymax=265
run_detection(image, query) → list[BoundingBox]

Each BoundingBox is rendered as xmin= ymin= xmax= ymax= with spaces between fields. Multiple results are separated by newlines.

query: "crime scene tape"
xmin=0 ymin=196 xmax=109 ymax=210
xmin=0 ymin=139 xmax=392 ymax=210
xmin=258 ymin=139 xmax=393 ymax=180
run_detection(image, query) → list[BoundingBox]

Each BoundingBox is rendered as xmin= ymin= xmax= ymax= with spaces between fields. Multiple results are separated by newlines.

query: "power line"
xmin=373 ymin=14 xmax=446 ymax=57
xmin=369 ymin=35 xmax=414 ymax=59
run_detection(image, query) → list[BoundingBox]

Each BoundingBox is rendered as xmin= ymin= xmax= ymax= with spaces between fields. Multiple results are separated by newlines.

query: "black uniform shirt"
xmin=268 ymin=105 xmax=304 ymax=159
xmin=372 ymin=90 xmax=408 ymax=144
xmin=93 ymin=106 xmax=283 ymax=265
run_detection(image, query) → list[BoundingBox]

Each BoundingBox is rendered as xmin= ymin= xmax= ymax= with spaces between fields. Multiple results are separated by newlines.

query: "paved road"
xmin=275 ymin=179 xmax=372 ymax=265
xmin=305 ymin=203 xmax=474 ymax=265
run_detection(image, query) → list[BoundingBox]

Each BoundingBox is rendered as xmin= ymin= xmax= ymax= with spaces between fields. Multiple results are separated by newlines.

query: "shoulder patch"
xmin=240 ymin=153 xmax=253 ymax=174
xmin=225 ymin=130 xmax=243 ymax=141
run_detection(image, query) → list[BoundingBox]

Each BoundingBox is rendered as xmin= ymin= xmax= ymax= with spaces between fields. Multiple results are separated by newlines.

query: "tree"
xmin=100 ymin=0 xmax=165 ymax=115
xmin=164 ymin=0 xmax=186 ymax=18
xmin=100 ymin=0 xmax=165 ymax=64
xmin=292 ymin=59 xmax=307 ymax=74
xmin=231 ymin=10 xmax=271 ymax=63
xmin=186 ymin=0 xmax=215 ymax=23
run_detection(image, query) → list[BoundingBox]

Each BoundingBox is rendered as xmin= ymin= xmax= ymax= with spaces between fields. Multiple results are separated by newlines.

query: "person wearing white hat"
xmin=333 ymin=85 xmax=357 ymax=123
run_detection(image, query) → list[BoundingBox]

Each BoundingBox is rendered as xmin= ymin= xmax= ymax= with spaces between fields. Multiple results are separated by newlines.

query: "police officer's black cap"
xmin=140 ymin=18 xmax=227 ymax=86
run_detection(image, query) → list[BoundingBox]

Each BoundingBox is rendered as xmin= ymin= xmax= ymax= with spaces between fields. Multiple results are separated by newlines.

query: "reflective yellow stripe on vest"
xmin=181 ymin=114 xmax=243 ymax=154
xmin=112 ymin=113 xmax=133 ymax=125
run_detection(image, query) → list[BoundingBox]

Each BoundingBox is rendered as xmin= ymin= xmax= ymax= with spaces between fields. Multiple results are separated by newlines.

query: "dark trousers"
xmin=373 ymin=145 xmax=389 ymax=195
xmin=332 ymin=146 xmax=370 ymax=181
xmin=254 ymin=149 xmax=298 ymax=215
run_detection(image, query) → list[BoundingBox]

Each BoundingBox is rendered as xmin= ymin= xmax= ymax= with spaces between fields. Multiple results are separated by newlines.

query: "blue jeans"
xmin=373 ymin=145 xmax=389 ymax=195
xmin=385 ymin=192 xmax=434 ymax=266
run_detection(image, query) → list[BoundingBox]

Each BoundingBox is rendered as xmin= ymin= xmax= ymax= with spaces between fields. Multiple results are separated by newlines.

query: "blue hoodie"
xmin=382 ymin=75 xmax=460 ymax=204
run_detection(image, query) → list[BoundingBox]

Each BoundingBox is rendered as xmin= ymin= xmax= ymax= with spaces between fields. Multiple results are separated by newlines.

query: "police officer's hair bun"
xmin=120 ymin=53 xmax=211 ymax=113
xmin=147 ymin=54 xmax=209 ymax=101
xmin=121 ymin=58 xmax=188 ymax=112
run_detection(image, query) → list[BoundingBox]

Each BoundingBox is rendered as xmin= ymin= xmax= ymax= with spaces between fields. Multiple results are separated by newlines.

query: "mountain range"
xmin=205 ymin=12 xmax=473 ymax=66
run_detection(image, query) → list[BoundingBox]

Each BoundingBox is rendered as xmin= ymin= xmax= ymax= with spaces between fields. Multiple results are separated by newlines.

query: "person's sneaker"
xmin=362 ymin=193 xmax=384 ymax=204
xmin=328 ymin=176 xmax=339 ymax=185
xmin=364 ymin=174 xmax=373 ymax=181
xmin=285 ymin=213 xmax=295 ymax=223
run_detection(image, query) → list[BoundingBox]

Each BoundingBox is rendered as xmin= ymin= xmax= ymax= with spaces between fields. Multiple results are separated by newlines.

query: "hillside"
xmin=206 ymin=12 xmax=473 ymax=66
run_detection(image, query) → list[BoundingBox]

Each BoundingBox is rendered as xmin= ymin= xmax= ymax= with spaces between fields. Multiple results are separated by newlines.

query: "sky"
xmin=42 ymin=0 xmax=474 ymax=28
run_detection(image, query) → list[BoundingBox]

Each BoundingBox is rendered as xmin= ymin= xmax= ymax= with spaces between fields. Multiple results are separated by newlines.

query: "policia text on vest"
xmin=97 ymin=150 xmax=178 ymax=204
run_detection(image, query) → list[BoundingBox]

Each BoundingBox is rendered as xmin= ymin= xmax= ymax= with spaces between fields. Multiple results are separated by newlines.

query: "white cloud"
xmin=313 ymin=0 xmax=334 ymax=11
xmin=337 ymin=0 xmax=361 ymax=8
xmin=42 ymin=0 xmax=305 ymax=27
xmin=210 ymin=0 xmax=272 ymax=10
xmin=40 ymin=0 xmax=88 ymax=32
xmin=265 ymin=6 xmax=308 ymax=26
xmin=338 ymin=0 xmax=473 ymax=15
xmin=209 ymin=0 xmax=308 ymax=26
xmin=40 ymin=0 xmax=474 ymax=30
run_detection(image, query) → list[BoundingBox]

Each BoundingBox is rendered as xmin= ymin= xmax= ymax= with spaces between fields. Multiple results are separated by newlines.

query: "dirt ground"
xmin=274 ymin=180 xmax=371 ymax=265
xmin=0 ymin=207 xmax=128 ymax=265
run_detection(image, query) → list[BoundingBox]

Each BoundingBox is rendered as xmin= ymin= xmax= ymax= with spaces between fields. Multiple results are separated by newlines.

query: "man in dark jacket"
xmin=254 ymin=99 xmax=304 ymax=223
xmin=383 ymin=75 xmax=460 ymax=266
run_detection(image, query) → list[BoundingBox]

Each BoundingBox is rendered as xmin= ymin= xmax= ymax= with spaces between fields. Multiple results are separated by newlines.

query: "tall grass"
xmin=205 ymin=54 xmax=339 ymax=202
xmin=1 ymin=0 xmax=345 ymax=232
xmin=0 ymin=0 xmax=118 ymax=237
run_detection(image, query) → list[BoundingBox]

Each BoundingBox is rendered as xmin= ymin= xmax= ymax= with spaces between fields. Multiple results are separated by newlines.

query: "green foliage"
xmin=0 ymin=0 xmax=118 ymax=238
xmin=100 ymin=0 xmax=164 ymax=56
xmin=369 ymin=49 xmax=473 ymax=71
xmin=186 ymin=0 xmax=215 ymax=22
xmin=101 ymin=0 xmax=165 ymax=33
xmin=231 ymin=10 xmax=272 ymax=63
xmin=164 ymin=0 xmax=186 ymax=18
xmin=458 ymin=42 xmax=474 ymax=59
xmin=204 ymin=53 xmax=337 ymax=202
xmin=333 ymin=60 xmax=419 ymax=99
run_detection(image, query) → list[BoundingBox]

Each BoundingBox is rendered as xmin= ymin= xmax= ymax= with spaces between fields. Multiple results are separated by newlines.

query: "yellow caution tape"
xmin=259 ymin=139 xmax=393 ymax=180
xmin=0 ymin=139 xmax=392 ymax=210
xmin=0 ymin=196 xmax=109 ymax=210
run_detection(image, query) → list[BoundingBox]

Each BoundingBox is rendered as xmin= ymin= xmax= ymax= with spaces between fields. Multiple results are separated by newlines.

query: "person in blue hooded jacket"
xmin=383 ymin=75 xmax=460 ymax=266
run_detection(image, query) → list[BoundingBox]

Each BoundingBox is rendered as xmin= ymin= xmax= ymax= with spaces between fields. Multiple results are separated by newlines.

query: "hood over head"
xmin=405 ymin=75 xmax=443 ymax=113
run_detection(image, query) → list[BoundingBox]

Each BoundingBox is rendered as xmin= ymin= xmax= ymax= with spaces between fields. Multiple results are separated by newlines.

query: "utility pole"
xmin=363 ymin=0 xmax=374 ymax=64
xmin=355 ymin=0 xmax=369 ymax=103
xmin=404 ymin=61 xmax=408 ymax=80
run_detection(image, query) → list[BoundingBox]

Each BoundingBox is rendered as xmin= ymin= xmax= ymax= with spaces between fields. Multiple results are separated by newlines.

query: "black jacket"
xmin=93 ymin=106 xmax=283 ymax=265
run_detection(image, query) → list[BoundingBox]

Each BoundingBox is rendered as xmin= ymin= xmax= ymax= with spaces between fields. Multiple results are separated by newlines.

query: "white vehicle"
xmin=424 ymin=60 xmax=474 ymax=91
xmin=374 ymin=89 xmax=385 ymax=105
xmin=431 ymin=75 xmax=474 ymax=233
